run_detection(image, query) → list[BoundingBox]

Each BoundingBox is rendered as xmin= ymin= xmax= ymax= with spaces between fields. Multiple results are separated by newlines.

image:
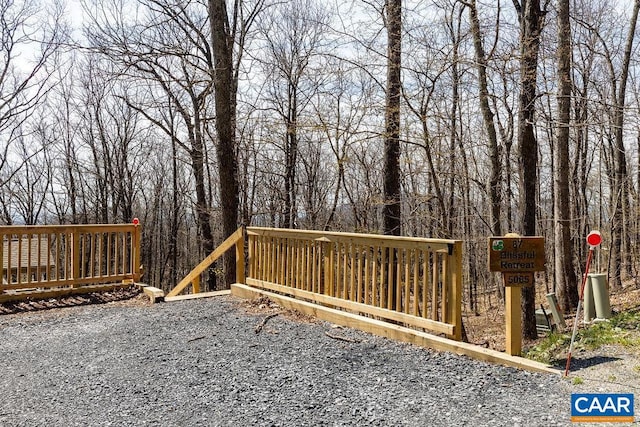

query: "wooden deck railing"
xmin=169 ymin=226 xmax=463 ymax=341
xmin=0 ymin=224 xmax=141 ymax=300
xmin=245 ymin=227 xmax=463 ymax=340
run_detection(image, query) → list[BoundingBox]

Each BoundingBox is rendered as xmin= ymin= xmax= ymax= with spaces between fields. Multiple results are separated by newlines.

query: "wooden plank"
xmin=47 ymin=233 xmax=53 ymax=282
xmin=236 ymin=228 xmax=245 ymax=284
xmin=371 ymin=247 xmax=378 ymax=307
xmin=286 ymin=239 xmax=292 ymax=288
xmin=441 ymin=255 xmax=448 ymax=324
xmin=133 ymin=225 xmax=142 ymax=281
xmin=142 ymin=286 xmax=165 ymax=303
xmin=387 ymin=248 xmax=394 ymax=310
xmin=0 ymin=224 xmax=136 ymax=235
xmin=8 ymin=237 xmax=13 ymax=284
xmin=106 ymin=232 xmax=111 ymax=277
xmin=379 ymin=247 xmax=387 ymax=308
xmin=27 ymin=234 xmax=32 ymax=285
xmin=0 ymin=233 xmax=4 ymax=287
xmin=79 ymin=233 xmax=85 ymax=279
xmin=422 ymin=250 xmax=428 ymax=318
xmin=342 ymin=243 xmax=348 ymax=299
xmin=305 ymin=240 xmax=312 ymax=292
xmin=192 ymin=275 xmax=201 ymax=294
xmin=506 ymin=285 xmax=522 ymax=356
xmin=311 ymin=241 xmax=317 ymax=293
xmin=36 ymin=235 xmax=42 ymax=283
xmin=0 ymin=282 xmax=133 ymax=303
xmin=294 ymin=239 xmax=300 ymax=289
xmin=121 ymin=232 xmax=127 ymax=276
xmin=404 ymin=250 xmax=410 ymax=314
xmin=164 ymin=290 xmax=230 ymax=302
xmin=364 ymin=247 xmax=370 ymax=305
xmin=72 ymin=231 xmax=80 ymax=283
xmin=90 ymin=233 xmax=96 ymax=278
xmin=356 ymin=245 xmax=363 ymax=303
xmin=231 ymin=283 xmax=559 ymax=375
xmin=245 ymin=278 xmax=454 ymax=336
xmin=413 ymin=250 xmax=419 ymax=317
xmin=283 ymin=238 xmax=289 ymax=286
xmin=17 ymin=234 xmax=22 ymax=286
xmin=431 ymin=253 xmax=438 ymax=321
xmin=260 ymin=236 xmax=267 ymax=281
xmin=248 ymin=236 xmax=255 ymax=279
xmin=448 ymin=241 xmax=463 ymax=341
xmin=283 ymin=239 xmax=289 ymax=288
xmin=396 ymin=249 xmax=402 ymax=312
xmin=97 ymin=233 xmax=103 ymax=278
xmin=246 ymin=227 xmax=458 ymax=249
xmin=328 ymin=242 xmax=335 ymax=296
xmin=271 ymin=237 xmax=277 ymax=283
xmin=2 ymin=274 xmax=133 ymax=290
xmin=348 ymin=244 xmax=355 ymax=301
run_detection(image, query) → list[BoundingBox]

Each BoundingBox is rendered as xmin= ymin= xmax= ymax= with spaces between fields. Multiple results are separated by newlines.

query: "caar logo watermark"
xmin=571 ymin=393 xmax=634 ymax=423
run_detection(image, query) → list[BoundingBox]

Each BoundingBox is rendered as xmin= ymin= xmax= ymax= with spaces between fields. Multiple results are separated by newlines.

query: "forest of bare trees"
xmin=2 ymin=0 xmax=640 ymax=321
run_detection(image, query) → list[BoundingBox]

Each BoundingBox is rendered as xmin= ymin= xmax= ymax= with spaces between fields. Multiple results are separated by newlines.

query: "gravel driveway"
xmin=0 ymin=295 xmax=573 ymax=426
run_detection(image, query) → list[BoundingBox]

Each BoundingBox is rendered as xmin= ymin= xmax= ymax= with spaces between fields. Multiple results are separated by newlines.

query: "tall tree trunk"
xmin=284 ymin=95 xmax=298 ymax=229
xmin=383 ymin=0 xmax=402 ymax=237
xmin=469 ymin=0 xmax=502 ymax=237
xmin=513 ymin=0 xmax=544 ymax=340
xmin=209 ymin=0 xmax=240 ymax=288
xmin=610 ymin=0 xmax=640 ymax=289
xmin=555 ymin=0 xmax=578 ymax=312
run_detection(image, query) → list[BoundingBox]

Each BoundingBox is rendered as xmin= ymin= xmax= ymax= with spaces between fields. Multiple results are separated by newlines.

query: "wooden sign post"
xmin=489 ymin=235 xmax=545 ymax=356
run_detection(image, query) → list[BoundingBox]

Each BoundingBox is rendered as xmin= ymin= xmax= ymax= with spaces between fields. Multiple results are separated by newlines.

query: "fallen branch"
xmin=187 ymin=335 xmax=206 ymax=343
xmin=255 ymin=313 xmax=279 ymax=334
xmin=325 ymin=331 xmax=361 ymax=343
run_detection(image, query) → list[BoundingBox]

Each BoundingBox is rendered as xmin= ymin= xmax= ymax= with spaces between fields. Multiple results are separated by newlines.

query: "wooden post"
xmin=132 ymin=223 xmax=142 ymax=282
xmin=505 ymin=284 xmax=522 ymax=356
xmin=71 ymin=231 xmax=81 ymax=287
xmin=447 ymin=242 xmax=463 ymax=341
xmin=0 ymin=232 xmax=4 ymax=289
xmin=192 ymin=275 xmax=201 ymax=294
xmin=236 ymin=227 xmax=245 ymax=284
xmin=489 ymin=235 xmax=545 ymax=355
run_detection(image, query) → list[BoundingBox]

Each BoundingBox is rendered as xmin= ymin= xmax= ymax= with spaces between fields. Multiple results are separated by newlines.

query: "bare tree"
xmin=0 ymin=0 xmax=67 ymax=190
xmin=513 ymin=0 xmax=547 ymax=339
xmin=383 ymin=0 xmax=402 ymax=236
xmin=209 ymin=0 xmax=267 ymax=286
xmin=468 ymin=0 xmax=502 ymax=237
xmin=256 ymin=0 xmax=329 ymax=229
xmin=609 ymin=0 xmax=640 ymax=289
xmin=554 ymin=0 xmax=578 ymax=312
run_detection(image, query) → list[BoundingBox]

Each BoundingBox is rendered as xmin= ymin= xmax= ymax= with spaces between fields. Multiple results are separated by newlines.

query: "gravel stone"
xmin=0 ymin=296 xmax=574 ymax=426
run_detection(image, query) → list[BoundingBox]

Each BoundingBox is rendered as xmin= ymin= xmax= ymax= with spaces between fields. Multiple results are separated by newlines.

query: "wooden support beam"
xmin=142 ymin=286 xmax=165 ymax=303
xmin=166 ymin=227 xmax=244 ymax=297
xmin=505 ymin=285 xmax=522 ymax=356
xmin=231 ymin=283 xmax=559 ymax=375
xmin=0 ymin=283 xmax=134 ymax=303
xmin=164 ymin=290 xmax=231 ymax=302
xmin=245 ymin=278 xmax=455 ymax=337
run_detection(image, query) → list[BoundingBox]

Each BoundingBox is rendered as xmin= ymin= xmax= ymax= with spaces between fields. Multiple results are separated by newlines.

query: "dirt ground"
xmin=462 ymin=283 xmax=640 ymax=352
xmin=463 ymin=281 xmax=640 ymax=397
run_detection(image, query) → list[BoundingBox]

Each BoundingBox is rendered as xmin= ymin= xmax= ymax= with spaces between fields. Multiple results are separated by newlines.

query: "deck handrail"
xmin=0 ymin=223 xmax=142 ymax=300
xmin=245 ymin=227 xmax=463 ymax=340
xmin=165 ymin=227 xmax=244 ymax=297
xmin=170 ymin=226 xmax=463 ymax=341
